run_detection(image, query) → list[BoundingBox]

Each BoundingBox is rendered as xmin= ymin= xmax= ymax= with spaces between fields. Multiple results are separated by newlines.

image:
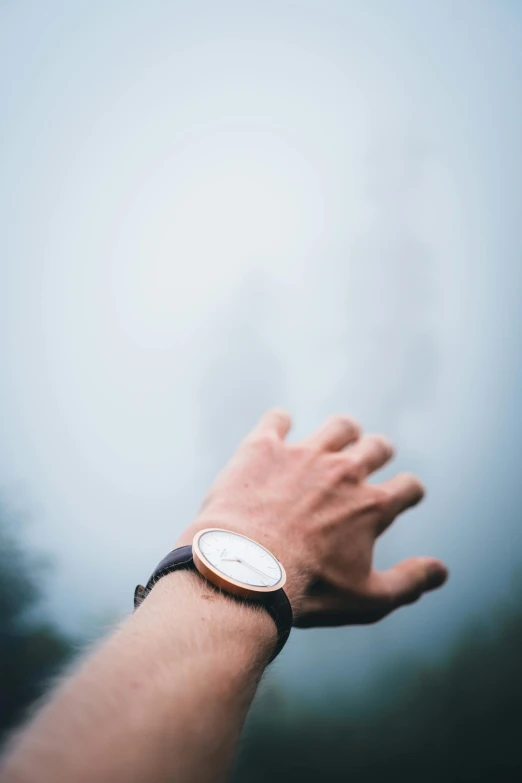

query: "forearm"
xmin=0 ymin=408 xmax=449 ymax=781
xmin=0 ymin=571 xmax=275 ymax=783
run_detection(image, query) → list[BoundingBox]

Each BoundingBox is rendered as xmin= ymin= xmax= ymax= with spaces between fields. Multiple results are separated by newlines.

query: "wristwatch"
xmin=134 ymin=528 xmax=293 ymax=663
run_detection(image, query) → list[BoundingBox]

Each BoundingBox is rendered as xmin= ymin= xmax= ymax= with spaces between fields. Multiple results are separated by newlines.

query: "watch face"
xmin=192 ymin=529 xmax=285 ymax=597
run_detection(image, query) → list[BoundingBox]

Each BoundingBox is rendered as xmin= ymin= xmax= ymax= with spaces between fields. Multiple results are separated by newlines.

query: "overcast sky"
xmin=1 ymin=0 xmax=522 ymax=692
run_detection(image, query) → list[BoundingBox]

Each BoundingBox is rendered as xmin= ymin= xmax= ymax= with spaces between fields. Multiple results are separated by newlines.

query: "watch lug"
xmin=134 ymin=584 xmax=146 ymax=608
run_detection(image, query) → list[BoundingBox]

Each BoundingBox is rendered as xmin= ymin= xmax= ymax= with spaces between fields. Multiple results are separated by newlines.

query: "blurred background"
xmin=1 ymin=1 xmax=522 ymax=780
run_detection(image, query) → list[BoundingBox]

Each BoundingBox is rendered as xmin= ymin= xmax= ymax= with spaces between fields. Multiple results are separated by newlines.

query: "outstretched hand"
xmin=179 ymin=409 xmax=448 ymax=626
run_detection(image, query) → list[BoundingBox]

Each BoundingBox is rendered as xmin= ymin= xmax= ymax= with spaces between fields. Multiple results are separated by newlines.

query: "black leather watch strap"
xmin=134 ymin=545 xmax=292 ymax=663
xmin=134 ymin=545 xmax=195 ymax=608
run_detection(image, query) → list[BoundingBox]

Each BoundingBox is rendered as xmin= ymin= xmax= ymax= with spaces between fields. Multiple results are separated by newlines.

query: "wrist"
xmin=177 ymin=517 xmax=309 ymax=616
xmin=140 ymin=568 xmax=277 ymax=670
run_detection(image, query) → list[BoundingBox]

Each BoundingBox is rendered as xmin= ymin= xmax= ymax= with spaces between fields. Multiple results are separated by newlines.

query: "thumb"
xmin=376 ymin=557 xmax=449 ymax=609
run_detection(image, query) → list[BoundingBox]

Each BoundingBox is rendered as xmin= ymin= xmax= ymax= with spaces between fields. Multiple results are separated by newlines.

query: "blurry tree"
xmin=234 ymin=586 xmax=522 ymax=783
xmin=0 ymin=498 xmax=74 ymax=744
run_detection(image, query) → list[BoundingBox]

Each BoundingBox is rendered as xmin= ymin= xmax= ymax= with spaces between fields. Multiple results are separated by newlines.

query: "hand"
xmin=178 ymin=409 xmax=448 ymax=627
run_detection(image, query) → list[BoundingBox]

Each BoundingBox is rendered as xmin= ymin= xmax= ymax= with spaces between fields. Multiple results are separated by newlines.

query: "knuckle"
xmin=269 ymin=406 xmax=292 ymax=426
xmin=326 ymin=455 xmax=350 ymax=483
xmin=289 ymin=443 xmax=315 ymax=462
xmin=362 ymin=434 xmax=394 ymax=466
xmin=399 ymin=470 xmax=420 ymax=484
xmin=375 ymin=435 xmax=395 ymax=460
xmin=376 ymin=432 xmax=393 ymax=448
xmin=255 ymin=432 xmax=277 ymax=450
xmin=400 ymin=472 xmax=426 ymax=501
xmin=332 ymin=414 xmax=361 ymax=436
xmin=369 ymin=484 xmax=392 ymax=513
xmin=341 ymin=455 xmax=363 ymax=482
xmin=245 ymin=432 xmax=277 ymax=454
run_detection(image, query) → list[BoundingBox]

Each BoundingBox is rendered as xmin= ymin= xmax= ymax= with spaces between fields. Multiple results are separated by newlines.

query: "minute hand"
xmin=237 ymin=558 xmax=274 ymax=581
xmin=220 ymin=557 xmax=273 ymax=581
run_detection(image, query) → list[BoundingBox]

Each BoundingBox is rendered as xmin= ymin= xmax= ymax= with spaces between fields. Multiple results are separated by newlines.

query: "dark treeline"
xmin=234 ymin=591 xmax=522 ymax=783
xmin=1 ymin=502 xmax=520 ymax=781
xmin=0 ymin=500 xmax=74 ymax=744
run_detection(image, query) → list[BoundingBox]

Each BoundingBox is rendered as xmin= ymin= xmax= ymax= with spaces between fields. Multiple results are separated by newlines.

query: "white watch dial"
xmin=197 ymin=530 xmax=282 ymax=588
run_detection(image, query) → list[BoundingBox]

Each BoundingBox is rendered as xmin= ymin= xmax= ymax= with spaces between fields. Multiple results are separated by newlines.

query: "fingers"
xmin=343 ymin=434 xmax=394 ymax=479
xmin=373 ymin=557 xmax=448 ymax=610
xmin=249 ymin=408 xmax=292 ymax=440
xmin=304 ymin=415 xmax=361 ymax=452
xmin=374 ymin=472 xmax=425 ymax=534
xmin=295 ymin=558 xmax=448 ymax=627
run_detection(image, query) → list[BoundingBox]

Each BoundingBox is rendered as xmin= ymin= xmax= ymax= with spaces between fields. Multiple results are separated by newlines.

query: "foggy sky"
xmin=1 ymin=0 xmax=522 ymax=691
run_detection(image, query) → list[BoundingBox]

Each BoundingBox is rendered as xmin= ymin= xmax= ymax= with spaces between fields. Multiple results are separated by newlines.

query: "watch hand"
xmin=235 ymin=558 xmax=272 ymax=581
xmin=220 ymin=556 xmax=273 ymax=582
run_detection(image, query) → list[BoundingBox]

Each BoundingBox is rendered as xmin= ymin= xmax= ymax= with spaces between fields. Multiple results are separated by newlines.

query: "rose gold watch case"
xmin=192 ymin=528 xmax=287 ymax=600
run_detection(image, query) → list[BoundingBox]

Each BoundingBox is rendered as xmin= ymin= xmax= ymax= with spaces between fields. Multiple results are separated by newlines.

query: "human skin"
xmin=0 ymin=410 xmax=448 ymax=783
